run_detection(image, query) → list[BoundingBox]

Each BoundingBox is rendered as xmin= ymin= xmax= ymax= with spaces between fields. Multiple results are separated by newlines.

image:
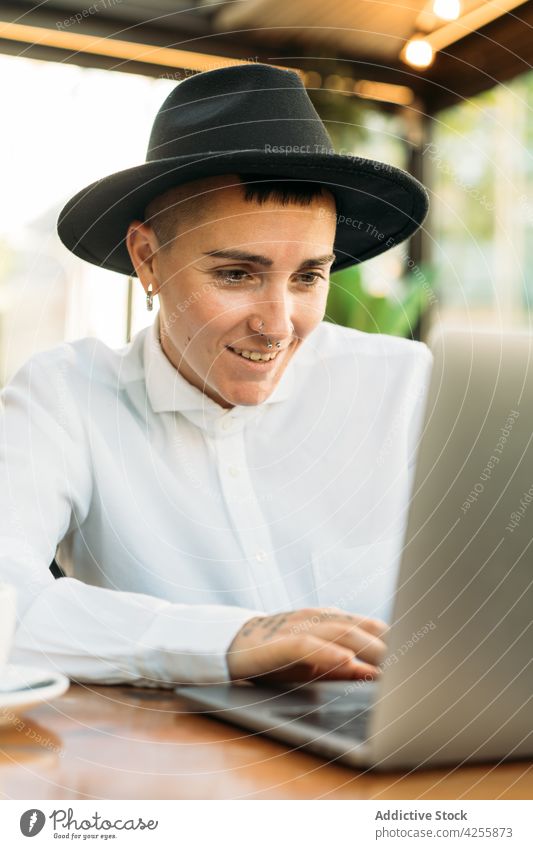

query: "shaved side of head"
xmin=143 ymin=173 xmax=335 ymax=252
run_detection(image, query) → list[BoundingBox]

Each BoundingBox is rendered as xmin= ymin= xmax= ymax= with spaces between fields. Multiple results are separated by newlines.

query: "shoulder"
xmin=3 ymin=326 xmax=148 ymax=400
xmin=286 ymin=322 xmax=433 ymax=420
xmin=304 ymin=321 xmax=433 ymax=372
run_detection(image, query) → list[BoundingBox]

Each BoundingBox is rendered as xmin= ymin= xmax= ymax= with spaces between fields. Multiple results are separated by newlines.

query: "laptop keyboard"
xmin=275 ymin=707 xmax=370 ymax=741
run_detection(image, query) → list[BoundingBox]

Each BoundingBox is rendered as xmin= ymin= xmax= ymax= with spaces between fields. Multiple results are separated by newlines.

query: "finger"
xmin=317 ymin=608 xmax=390 ymax=639
xmin=270 ymin=635 xmax=378 ymax=680
xmin=253 ymin=658 xmax=380 ymax=686
xmin=355 ymin=617 xmax=390 ymax=640
xmin=310 ymin=658 xmax=381 ymax=682
xmin=313 ymin=621 xmax=387 ymax=666
xmin=253 ymin=657 xmax=380 ymax=686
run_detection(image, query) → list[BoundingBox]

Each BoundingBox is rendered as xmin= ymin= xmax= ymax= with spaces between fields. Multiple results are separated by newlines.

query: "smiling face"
xmin=126 ymin=174 xmax=337 ymax=409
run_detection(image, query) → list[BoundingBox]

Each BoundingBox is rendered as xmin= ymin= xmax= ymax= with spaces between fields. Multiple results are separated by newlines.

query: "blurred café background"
xmin=0 ymin=0 xmax=532 ymax=385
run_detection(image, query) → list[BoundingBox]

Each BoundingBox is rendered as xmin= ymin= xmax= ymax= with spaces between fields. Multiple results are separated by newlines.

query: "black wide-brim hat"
xmin=57 ymin=63 xmax=429 ymax=275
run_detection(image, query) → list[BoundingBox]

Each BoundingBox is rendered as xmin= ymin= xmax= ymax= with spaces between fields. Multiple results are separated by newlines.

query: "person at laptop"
xmin=1 ymin=64 xmax=432 ymax=688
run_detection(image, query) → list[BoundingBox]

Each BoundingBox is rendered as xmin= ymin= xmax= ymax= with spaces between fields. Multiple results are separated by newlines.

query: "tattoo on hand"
xmin=240 ymin=613 xmax=289 ymax=640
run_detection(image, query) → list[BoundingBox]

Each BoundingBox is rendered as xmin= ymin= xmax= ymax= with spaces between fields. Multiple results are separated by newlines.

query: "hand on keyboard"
xmin=227 ymin=607 xmax=388 ymax=685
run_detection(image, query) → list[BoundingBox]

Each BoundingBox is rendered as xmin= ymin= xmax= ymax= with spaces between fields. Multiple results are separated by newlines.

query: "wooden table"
xmin=0 ymin=685 xmax=531 ymax=800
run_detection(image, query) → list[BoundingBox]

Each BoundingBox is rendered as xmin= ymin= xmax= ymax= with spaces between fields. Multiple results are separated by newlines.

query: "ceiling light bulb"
xmin=404 ymin=38 xmax=434 ymax=69
xmin=432 ymin=0 xmax=461 ymax=21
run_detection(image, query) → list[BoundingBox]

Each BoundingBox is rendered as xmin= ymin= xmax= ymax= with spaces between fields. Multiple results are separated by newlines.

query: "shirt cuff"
xmin=136 ymin=602 xmax=264 ymax=686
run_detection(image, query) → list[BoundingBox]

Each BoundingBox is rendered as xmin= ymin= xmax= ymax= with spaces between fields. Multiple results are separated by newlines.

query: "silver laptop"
xmin=176 ymin=327 xmax=533 ymax=771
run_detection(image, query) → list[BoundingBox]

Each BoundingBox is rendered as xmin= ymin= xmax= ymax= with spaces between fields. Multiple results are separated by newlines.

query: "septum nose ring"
xmin=258 ymin=320 xmax=284 ymax=350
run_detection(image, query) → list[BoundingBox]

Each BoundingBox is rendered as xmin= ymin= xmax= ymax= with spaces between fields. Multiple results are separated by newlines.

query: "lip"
xmin=225 ymin=346 xmax=281 ymax=369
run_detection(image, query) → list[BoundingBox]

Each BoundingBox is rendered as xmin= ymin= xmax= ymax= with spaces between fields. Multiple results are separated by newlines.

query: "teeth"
xmin=229 ymin=347 xmax=278 ymax=362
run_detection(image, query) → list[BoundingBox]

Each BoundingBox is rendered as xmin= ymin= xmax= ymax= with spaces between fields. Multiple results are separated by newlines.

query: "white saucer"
xmin=0 ymin=664 xmax=70 ymax=724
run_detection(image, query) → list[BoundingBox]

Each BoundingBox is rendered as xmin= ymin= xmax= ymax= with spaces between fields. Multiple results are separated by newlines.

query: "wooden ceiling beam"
xmin=423 ymin=0 xmax=533 ymax=112
xmin=0 ymin=1 xmax=272 ymax=73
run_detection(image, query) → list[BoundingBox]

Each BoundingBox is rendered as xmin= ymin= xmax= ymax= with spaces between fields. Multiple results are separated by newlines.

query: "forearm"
xmin=10 ymin=576 xmax=262 ymax=687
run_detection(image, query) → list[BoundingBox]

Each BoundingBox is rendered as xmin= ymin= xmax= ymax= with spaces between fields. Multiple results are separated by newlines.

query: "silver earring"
xmin=146 ymin=284 xmax=153 ymax=312
xmin=275 ymin=341 xmax=281 ymax=349
xmin=266 ymin=338 xmax=273 ymax=349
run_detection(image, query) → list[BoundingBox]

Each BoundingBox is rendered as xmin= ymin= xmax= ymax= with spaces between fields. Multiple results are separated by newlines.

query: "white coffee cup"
xmin=0 ymin=584 xmax=17 ymax=677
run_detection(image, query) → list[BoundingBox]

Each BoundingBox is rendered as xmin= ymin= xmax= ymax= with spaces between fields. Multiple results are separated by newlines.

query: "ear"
xmin=125 ymin=220 xmax=162 ymax=296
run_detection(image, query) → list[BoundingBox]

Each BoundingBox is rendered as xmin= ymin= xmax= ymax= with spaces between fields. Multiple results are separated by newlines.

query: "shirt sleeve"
xmin=1 ymin=351 xmax=261 ymax=687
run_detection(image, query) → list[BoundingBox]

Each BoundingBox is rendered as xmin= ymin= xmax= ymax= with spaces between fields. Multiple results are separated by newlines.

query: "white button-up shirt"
xmin=1 ymin=311 xmax=432 ymax=687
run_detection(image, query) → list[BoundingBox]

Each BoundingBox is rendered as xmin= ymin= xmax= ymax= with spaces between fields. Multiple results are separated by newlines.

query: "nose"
xmin=248 ymin=298 xmax=295 ymax=347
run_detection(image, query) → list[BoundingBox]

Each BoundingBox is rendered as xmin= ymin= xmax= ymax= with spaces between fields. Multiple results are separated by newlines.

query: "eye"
xmin=213 ymin=268 xmax=251 ymax=285
xmin=295 ymin=272 xmax=325 ymax=287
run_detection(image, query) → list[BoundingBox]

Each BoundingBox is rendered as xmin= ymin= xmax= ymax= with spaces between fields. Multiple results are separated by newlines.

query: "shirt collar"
xmin=143 ymin=311 xmax=295 ymax=417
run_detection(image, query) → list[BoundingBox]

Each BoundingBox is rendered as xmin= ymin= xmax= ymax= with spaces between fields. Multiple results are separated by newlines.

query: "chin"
xmin=220 ymin=382 xmax=274 ymax=408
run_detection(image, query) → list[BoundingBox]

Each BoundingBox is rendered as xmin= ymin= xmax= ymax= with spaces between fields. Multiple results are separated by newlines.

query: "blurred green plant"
xmin=325 ymin=263 xmax=435 ymax=338
xmin=304 ymin=65 xmax=432 ymax=338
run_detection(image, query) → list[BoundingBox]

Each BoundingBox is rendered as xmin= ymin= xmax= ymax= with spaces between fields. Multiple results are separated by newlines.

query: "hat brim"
xmin=57 ymin=150 xmax=428 ymax=275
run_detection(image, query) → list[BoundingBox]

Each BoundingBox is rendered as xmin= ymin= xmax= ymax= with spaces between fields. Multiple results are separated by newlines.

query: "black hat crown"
xmin=146 ymin=64 xmax=333 ymax=161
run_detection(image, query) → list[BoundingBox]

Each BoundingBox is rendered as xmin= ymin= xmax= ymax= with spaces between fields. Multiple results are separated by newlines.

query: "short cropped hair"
xmin=143 ymin=173 xmax=336 ymax=250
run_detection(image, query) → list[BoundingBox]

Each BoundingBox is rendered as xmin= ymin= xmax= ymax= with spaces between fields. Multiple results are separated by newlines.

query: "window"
xmin=430 ymin=71 xmax=533 ymax=328
xmin=0 ymin=54 xmax=175 ymax=385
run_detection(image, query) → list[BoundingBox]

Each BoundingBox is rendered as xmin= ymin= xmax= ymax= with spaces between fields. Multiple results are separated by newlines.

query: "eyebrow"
xmin=201 ymin=249 xmax=336 ymax=268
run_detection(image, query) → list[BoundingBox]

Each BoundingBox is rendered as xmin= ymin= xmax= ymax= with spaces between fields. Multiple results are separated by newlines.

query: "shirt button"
xmin=255 ymin=549 xmax=268 ymax=562
xmin=221 ymin=418 xmax=234 ymax=430
xmin=228 ymin=465 xmax=240 ymax=477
